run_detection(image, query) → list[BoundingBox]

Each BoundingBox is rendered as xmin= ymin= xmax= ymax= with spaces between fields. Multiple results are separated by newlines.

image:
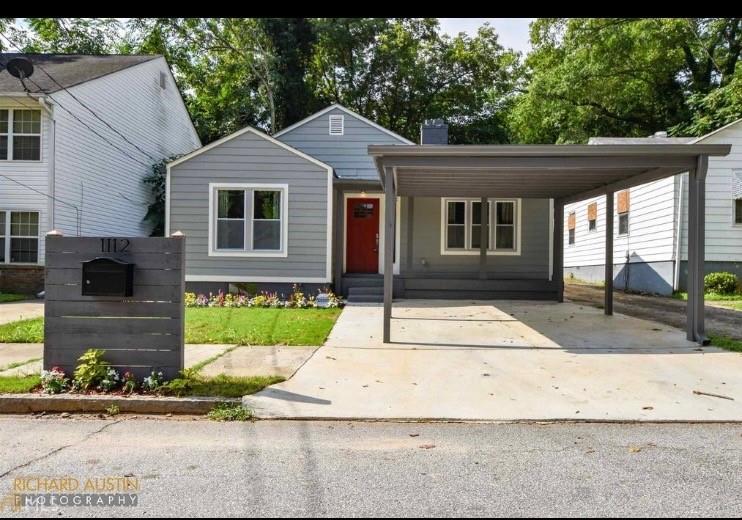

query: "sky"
xmin=438 ymin=18 xmax=534 ymax=54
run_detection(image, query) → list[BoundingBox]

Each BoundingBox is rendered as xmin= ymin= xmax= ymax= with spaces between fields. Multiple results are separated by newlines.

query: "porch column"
xmin=383 ymin=167 xmax=396 ymax=343
xmin=479 ymin=196 xmax=488 ymax=280
xmin=604 ymin=191 xmax=614 ymax=315
xmin=553 ymin=198 xmax=564 ymax=302
xmin=686 ymin=156 xmax=708 ymax=344
xmin=333 ymin=188 xmax=344 ymax=296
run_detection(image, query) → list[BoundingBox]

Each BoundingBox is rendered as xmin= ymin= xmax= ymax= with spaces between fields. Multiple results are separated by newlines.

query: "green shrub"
xmin=207 ymin=402 xmax=252 ymax=421
xmin=704 ymin=272 xmax=738 ymax=295
xmin=73 ymin=349 xmax=110 ymax=391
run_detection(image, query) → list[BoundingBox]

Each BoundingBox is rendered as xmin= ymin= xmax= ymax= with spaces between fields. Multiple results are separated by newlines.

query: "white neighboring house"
xmin=0 ymin=53 xmax=201 ymax=294
xmin=564 ymin=119 xmax=742 ymax=295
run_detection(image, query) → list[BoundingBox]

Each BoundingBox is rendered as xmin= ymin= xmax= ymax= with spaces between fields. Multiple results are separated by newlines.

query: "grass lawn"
xmin=0 ymin=318 xmax=43 ymax=343
xmin=709 ymin=335 xmax=742 ymax=353
xmin=673 ymin=291 xmax=742 ymax=311
xmin=0 ymin=307 xmax=342 ymax=346
xmin=0 ymin=293 xmax=27 ymax=303
xmin=0 ymin=375 xmax=40 ymax=393
xmin=161 ymin=373 xmax=284 ymax=398
xmin=184 ymin=307 xmax=342 ymax=345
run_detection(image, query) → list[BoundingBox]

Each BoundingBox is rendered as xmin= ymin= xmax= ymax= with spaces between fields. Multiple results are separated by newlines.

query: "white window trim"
xmin=208 ymin=183 xmax=289 ymax=258
xmin=732 ymin=169 xmax=742 ymax=227
xmin=0 ymin=209 xmax=41 ymax=265
xmin=329 ymin=114 xmax=344 ymax=136
xmin=0 ymin=107 xmax=43 ymax=162
xmin=439 ymin=198 xmax=521 ymax=256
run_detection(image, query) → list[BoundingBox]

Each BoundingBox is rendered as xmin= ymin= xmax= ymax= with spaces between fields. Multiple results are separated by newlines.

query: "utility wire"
xmin=0 ymin=173 xmax=81 ymax=236
xmin=0 ymin=31 xmax=157 ymax=167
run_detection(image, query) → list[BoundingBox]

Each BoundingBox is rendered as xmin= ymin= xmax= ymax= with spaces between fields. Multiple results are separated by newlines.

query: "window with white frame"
xmin=0 ymin=211 xmax=40 ymax=264
xmin=211 ymin=185 xmax=286 ymax=255
xmin=329 ymin=115 xmax=344 ymax=136
xmin=0 ymin=109 xmax=41 ymax=161
xmin=733 ymin=170 xmax=742 ymax=225
xmin=442 ymin=198 xmax=519 ymax=254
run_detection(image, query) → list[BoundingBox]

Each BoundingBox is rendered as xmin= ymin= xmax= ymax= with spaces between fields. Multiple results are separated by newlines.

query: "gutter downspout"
xmin=673 ymin=173 xmax=684 ymax=292
xmin=36 ymin=96 xmax=56 ymax=230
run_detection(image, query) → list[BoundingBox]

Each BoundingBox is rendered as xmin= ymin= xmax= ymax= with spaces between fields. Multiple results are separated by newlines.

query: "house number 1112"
xmin=100 ymin=238 xmax=130 ymax=253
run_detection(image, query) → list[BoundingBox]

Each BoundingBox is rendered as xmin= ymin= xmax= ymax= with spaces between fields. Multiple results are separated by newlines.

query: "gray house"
xmin=165 ymin=102 xmax=728 ymax=342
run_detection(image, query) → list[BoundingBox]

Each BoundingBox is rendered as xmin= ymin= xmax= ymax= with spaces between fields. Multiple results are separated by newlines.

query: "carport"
xmin=369 ymin=144 xmax=731 ymax=345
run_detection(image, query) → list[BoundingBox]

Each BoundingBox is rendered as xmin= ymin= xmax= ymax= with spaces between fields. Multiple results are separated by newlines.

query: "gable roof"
xmin=273 ymin=103 xmax=415 ymax=144
xmin=691 ymin=117 xmax=742 ymax=143
xmin=0 ymin=53 xmax=160 ymax=94
xmin=167 ymin=125 xmax=334 ymax=174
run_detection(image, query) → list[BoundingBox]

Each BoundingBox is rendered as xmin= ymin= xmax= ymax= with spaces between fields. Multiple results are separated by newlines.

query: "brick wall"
xmin=0 ymin=266 xmax=45 ymax=295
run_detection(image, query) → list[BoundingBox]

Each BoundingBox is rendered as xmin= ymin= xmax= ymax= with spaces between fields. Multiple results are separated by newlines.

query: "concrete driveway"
xmin=244 ymin=300 xmax=742 ymax=421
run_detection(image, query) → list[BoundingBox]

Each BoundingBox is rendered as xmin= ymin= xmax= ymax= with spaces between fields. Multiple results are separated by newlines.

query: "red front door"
xmin=346 ymin=198 xmax=380 ymax=273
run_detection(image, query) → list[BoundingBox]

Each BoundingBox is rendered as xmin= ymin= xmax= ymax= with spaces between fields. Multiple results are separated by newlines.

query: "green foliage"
xmin=510 ymin=18 xmax=742 ymax=143
xmin=0 ymin=293 xmax=26 ymax=303
xmin=704 ymin=272 xmax=739 ymax=295
xmin=142 ymin=156 xmax=178 ymax=236
xmin=207 ymin=402 xmax=253 ymax=421
xmin=0 ymin=317 xmax=43 ymax=343
xmin=106 ymin=404 xmax=120 ymax=416
xmin=73 ymin=349 xmax=110 ymax=391
xmin=18 ymin=18 xmax=130 ymax=53
xmin=161 ymin=372 xmax=284 ymax=398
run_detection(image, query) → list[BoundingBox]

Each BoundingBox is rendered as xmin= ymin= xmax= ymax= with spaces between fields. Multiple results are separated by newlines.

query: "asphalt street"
xmin=0 ymin=416 xmax=740 ymax=517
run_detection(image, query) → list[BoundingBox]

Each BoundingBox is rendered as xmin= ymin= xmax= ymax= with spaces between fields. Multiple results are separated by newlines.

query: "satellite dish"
xmin=6 ymin=57 xmax=34 ymax=80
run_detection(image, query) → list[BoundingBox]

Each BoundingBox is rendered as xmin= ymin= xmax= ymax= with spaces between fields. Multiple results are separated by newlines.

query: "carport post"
xmin=553 ymin=198 xmax=564 ymax=302
xmin=479 ymin=196 xmax=488 ymax=280
xmin=383 ymin=167 xmax=396 ymax=343
xmin=604 ymin=191 xmax=614 ymax=315
xmin=686 ymin=156 xmax=708 ymax=344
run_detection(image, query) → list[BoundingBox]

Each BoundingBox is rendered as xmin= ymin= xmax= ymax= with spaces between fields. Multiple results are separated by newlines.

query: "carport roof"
xmin=368 ymin=144 xmax=731 ymax=203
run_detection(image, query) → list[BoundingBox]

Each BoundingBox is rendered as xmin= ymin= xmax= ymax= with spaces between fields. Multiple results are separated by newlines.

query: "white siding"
xmin=679 ymin=122 xmax=742 ymax=261
xmin=50 ymin=57 xmax=200 ymax=238
xmin=564 ymin=176 xmax=676 ymax=267
xmin=0 ymin=96 xmax=51 ymax=263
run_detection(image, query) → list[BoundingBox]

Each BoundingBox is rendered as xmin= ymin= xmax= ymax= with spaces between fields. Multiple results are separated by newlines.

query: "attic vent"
xmin=159 ymin=71 xmax=167 ymax=89
xmin=329 ymin=115 xmax=344 ymax=136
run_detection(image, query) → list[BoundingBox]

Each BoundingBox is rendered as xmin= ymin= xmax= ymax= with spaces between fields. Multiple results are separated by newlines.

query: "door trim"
xmin=342 ymin=192 xmax=400 ymax=275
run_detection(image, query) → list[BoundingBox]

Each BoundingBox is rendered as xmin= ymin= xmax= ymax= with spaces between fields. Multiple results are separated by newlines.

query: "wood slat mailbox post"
xmin=44 ymin=232 xmax=186 ymax=380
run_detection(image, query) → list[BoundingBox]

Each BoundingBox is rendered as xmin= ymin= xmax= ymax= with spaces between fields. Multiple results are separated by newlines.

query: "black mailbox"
xmin=81 ymin=257 xmax=134 ymax=296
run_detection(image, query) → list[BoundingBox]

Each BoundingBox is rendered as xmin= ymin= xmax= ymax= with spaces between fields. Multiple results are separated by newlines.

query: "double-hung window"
xmin=210 ymin=184 xmax=287 ymax=256
xmin=0 ymin=109 xmax=41 ymax=161
xmin=0 ymin=210 xmax=40 ymax=264
xmin=442 ymin=198 xmax=520 ymax=254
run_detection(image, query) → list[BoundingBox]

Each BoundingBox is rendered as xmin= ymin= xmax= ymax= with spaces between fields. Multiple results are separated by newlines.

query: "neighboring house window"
xmin=329 ymin=115 xmax=344 ymax=136
xmin=587 ymin=202 xmax=597 ymax=232
xmin=733 ymin=170 xmax=742 ymax=225
xmin=617 ymin=189 xmax=630 ymax=235
xmin=0 ymin=109 xmax=41 ymax=161
xmin=210 ymin=184 xmax=287 ymax=257
xmin=567 ymin=211 xmax=576 ymax=245
xmin=442 ymin=198 xmax=520 ymax=254
xmin=0 ymin=211 xmax=39 ymax=264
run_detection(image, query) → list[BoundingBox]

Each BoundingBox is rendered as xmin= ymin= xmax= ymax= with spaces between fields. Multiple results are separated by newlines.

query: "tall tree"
xmin=258 ymin=18 xmax=318 ymax=129
xmin=309 ymin=18 xmax=520 ymax=143
xmin=16 ymin=18 xmax=127 ymax=54
xmin=510 ymin=18 xmax=742 ymax=143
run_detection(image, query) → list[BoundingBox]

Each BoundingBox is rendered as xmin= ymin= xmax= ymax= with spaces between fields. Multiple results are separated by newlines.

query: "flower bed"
xmin=185 ymin=285 xmax=344 ymax=309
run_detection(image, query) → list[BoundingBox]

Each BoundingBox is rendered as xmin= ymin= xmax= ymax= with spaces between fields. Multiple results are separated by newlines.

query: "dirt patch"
xmin=564 ymin=283 xmax=742 ymax=341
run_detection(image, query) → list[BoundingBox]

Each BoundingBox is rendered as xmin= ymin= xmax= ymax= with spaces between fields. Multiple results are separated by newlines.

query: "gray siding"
xmin=400 ymin=197 xmax=551 ymax=279
xmin=277 ymin=107 xmax=408 ymax=180
xmin=169 ymin=131 xmax=330 ymax=281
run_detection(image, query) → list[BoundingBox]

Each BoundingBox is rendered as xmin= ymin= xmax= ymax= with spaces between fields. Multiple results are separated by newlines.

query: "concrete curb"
xmin=0 ymin=394 xmax=241 ymax=415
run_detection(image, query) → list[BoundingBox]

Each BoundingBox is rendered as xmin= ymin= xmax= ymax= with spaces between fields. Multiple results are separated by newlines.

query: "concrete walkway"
xmin=0 ymin=300 xmax=43 ymax=325
xmin=244 ymin=300 xmax=742 ymax=421
xmin=0 ymin=343 xmax=314 ymax=378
